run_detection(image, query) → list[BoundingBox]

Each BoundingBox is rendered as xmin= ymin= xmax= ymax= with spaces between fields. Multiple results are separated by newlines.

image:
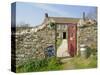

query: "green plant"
xmin=61 ymin=56 xmax=97 ymax=69
xmin=91 ymin=48 xmax=97 ymax=55
xmin=16 ymin=57 xmax=63 ymax=72
xmin=85 ymin=46 xmax=97 ymax=58
xmin=71 ymin=56 xmax=97 ymax=69
xmin=86 ymin=47 xmax=92 ymax=58
xmin=48 ymin=22 xmax=56 ymax=29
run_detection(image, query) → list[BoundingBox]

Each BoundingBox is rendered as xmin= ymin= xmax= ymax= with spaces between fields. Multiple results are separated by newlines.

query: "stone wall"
xmin=12 ymin=19 xmax=97 ymax=66
xmin=15 ymin=24 xmax=55 ymax=67
xmin=77 ymin=24 xmax=97 ymax=54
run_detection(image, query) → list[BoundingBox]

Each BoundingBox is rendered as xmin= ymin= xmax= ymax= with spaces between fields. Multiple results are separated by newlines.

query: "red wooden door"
xmin=68 ymin=23 xmax=77 ymax=57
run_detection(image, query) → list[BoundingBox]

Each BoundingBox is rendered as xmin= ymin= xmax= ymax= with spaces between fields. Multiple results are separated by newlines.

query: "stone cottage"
xmin=12 ymin=12 xmax=97 ymax=67
xmin=44 ymin=13 xmax=80 ymax=57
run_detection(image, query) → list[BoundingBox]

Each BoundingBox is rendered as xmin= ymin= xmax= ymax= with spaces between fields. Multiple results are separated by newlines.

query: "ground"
xmin=61 ymin=55 xmax=97 ymax=69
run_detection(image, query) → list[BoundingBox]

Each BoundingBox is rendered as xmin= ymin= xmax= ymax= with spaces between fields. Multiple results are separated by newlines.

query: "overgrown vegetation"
xmin=16 ymin=40 xmax=97 ymax=73
xmin=72 ymin=56 xmax=97 ymax=69
xmin=16 ymin=54 xmax=97 ymax=73
xmin=16 ymin=57 xmax=63 ymax=73
xmin=61 ymin=46 xmax=97 ymax=69
xmin=62 ymin=55 xmax=97 ymax=69
xmin=85 ymin=46 xmax=97 ymax=58
xmin=48 ymin=22 xmax=56 ymax=29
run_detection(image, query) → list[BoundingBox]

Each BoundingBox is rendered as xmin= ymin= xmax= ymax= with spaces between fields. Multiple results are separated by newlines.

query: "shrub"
xmin=86 ymin=47 xmax=92 ymax=58
xmin=72 ymin=56 xmax=97 ymax=69
xmin=16 ymin=57 xmax=62 ymax=72
xmin=86 ymin=46 xmax=97 ymax=58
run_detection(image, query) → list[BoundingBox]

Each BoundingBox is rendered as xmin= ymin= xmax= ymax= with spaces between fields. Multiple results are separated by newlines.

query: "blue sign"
xmin=45 ymin=45 xmax=55 ymax=57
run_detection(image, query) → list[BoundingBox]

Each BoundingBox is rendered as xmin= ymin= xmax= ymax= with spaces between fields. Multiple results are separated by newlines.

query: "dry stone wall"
xmin=15 ymin=25 xmax=56 ymax=67
xmin=77 ymin=24 xmax=97 ymax=54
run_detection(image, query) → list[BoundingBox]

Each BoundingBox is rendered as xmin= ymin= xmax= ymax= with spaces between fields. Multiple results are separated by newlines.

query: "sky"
xmin=15 ymin=2 xmax=97 ymax=27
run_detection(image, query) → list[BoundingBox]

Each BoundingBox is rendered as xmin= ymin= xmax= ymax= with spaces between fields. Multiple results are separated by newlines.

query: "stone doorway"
xmin=56 ymin=23 xmax=77 ymax=57
xmin=57 ymin=25 xmax=69 ymax=57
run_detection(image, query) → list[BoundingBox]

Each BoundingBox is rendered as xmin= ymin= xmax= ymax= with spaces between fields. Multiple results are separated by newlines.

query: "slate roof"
xmin=48 ymin=17 xmax=80 ymax=24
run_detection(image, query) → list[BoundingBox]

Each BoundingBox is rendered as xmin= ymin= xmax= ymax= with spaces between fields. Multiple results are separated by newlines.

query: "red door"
xmin=68 ymin=23 xmax=77 ymax=57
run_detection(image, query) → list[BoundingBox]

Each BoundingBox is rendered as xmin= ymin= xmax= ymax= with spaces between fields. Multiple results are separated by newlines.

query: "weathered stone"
xmin=77 ymin=23 xmax=97 ymax=54
xmin=15 ymin=25 xmax=55 ymax=66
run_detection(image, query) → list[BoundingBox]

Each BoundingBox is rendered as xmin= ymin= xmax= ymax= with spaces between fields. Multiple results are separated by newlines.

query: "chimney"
xmin=83 ymin=12 xmax=85 ymax=21
xmin=45 ymin=13 xmax=48 ymax=18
